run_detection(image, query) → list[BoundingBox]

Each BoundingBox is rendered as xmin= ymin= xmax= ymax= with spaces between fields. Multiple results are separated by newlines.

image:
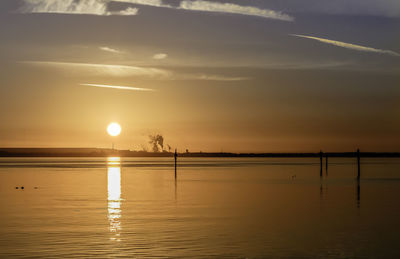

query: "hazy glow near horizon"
xmin=107 ymin=123 xmax=121 ymax=137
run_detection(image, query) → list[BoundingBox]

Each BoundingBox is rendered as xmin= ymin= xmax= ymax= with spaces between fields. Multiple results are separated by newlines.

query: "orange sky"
xmin=0 ymin=0 xmax=399 ymax=152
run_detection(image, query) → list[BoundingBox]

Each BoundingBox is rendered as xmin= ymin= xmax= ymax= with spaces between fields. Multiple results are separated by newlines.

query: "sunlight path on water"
xmin=107 ymin=157 xmax=122 ymax=242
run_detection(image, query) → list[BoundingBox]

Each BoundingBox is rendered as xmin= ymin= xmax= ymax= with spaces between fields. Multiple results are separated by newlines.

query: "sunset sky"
xmin=0 ymin=0 xmax=399 ymax=152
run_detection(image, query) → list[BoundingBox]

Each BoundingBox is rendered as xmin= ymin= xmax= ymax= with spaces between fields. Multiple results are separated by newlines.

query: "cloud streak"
xmin=99 ymin=46 xmax=124 ymax=54
xmin=20 ymin=0 xmax=138 ymax=16
xmin=20 ymin=61 xmax=171 ymax=77
xmin=181 ymin=74 xmax=249 ymax=81
xmin=179 ymin=0 xmax=294 ymax=21
xmin=116 ymin=0 xmax=294 ymax=21
xmin=80 ymin=83 xmax=155 ymax=91
xmin=153 ymin=53 xmax=168 ymax=60
xmin=291 ymin=34 xmax=400 ymax=57
xmin=20 ymin=0 xmax=293 ymax=21
xmin=20 ymin=61 xmax=248 ymax=81
xmin=113 ymin=0 xmax=167 ymax=7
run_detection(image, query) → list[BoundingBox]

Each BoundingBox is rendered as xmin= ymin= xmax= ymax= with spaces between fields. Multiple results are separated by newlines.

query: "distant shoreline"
xmin=0 ymin=148 xmax=399 ymax=158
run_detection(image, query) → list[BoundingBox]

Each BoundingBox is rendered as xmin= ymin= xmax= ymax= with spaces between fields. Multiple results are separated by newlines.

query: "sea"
xmin=0 ymin=157 xmax=399 ymax=258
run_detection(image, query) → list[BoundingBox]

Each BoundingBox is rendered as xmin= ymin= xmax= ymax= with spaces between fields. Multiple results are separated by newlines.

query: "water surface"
xmin=0 ymin=157 xmax=399 ymax=258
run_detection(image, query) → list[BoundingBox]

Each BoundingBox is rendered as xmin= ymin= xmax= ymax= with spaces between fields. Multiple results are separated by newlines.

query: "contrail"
xmin=80 ymin=83 xmax=155 ymax=91
xmin=291 ymin=34 xmax=400 ymax=57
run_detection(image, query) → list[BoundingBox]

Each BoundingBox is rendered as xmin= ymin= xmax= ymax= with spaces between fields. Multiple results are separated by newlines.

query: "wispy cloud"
xmin=99 ymin=46 xmax=124 ymax=54
xmin=20 ymin=0 xmax=139 ymax=16
xmin=179 ymin=0 xmax=294 ymax=21
xmin=113 ymin=0 xmax=168 ymax=7
xmin=20 ymin=61 xmax=171 ymax=77
xmin=181 ymin=74 xmax=249 ymax=81
xmin=117 ymin=7 xmax=139 ymax=15
xmin=22 ymin=60 xmax=370 ymax=79
xmin=20 ymin=61 xmax=248 ymax=80
xmin=80 ymin=83 xmax=155 ymax=91
xmin=117 ymin=0 xmax=294 ymax=21
xmin=291 ymin=34 xmax=400 ymax=57
xmin=19 ymin=0 xmax=293 ymax=21
xmin=153 ymin=53 xmax=168 ymax=60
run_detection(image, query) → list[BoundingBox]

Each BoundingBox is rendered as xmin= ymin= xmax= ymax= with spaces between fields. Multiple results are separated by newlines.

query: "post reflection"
xmin=107 ymin=157 xmax=122 ymax=241
xmin=356 ymin=180 xmax=361 ymax=208
xmin=175 ymin=176 xmax=177 ymax=202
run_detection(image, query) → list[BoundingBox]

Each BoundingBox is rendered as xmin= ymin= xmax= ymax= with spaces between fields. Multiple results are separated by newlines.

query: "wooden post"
xmin=357 ymin=149 xmax=360 ymax=180
xmin=174 ymin=149 xmax=177 ymax=179
xmin=320 ymin=151 xmax=323 ymax=177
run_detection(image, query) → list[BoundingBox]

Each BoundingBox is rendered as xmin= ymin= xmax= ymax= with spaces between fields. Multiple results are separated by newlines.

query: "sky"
xmin=0 ymin=0 xmax=399 ymax=152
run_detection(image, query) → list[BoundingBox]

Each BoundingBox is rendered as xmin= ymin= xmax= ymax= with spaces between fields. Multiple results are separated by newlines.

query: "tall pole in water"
xmin=174 ymin=149 xmax=177 ymax=179
xmin=357 ymin=149 xmax=361 ymax=180
xmin=320 ymin=150 xmax=323 ymax=178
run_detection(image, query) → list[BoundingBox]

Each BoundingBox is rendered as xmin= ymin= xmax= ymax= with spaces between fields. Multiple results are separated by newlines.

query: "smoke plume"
xmin=149 ymin=134 xmax=164 ymax=152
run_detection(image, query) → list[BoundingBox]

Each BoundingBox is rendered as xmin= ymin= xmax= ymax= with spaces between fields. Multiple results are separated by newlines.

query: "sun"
xmin=107 ymin=123 xmax=121 ymax=137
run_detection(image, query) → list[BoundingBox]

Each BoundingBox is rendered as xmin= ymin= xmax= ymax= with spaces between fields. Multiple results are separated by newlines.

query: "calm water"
xmin=1 ymin=157 xmax=400 ymax=258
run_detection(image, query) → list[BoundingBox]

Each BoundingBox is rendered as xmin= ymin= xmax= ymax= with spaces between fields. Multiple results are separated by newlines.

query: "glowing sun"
xmin=107 ymin=123 xmax=121 ymax=137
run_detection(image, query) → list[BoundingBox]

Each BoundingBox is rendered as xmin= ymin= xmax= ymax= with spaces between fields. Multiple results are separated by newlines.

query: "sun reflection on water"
xmin=107 ymin=157 xmax=122 ymax=241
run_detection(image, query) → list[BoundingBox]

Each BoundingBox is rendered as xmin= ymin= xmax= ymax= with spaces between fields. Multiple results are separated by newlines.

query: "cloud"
xmin=20 ymin=61 xmax=171 ymax=77
xmin=80 ymin=83 xmax=155 ymax=91
xmin=20 ymin=61 xmax=250 ymax=81
xmin=179 ymin=0 xmax=294 ymax=21
xmin=20 ymin=0 xmax=139 ymax=16
xmin=116 ymin=0 xmax=294 ymax=21
xmin=117 ymin=7 xmax=139 ymax=15
xmin=181 ymin=74 xmax=249 ymax=81
xmin=99 ymin=46 xmax=124 ymax=54
xmin=112 ymin=0 xmax=168 ymax=7
xmin=19 ymin=0 xmax=293 ymax=21
xmin=153 ymin=53 xmax=168 ymax=60
xmin=291 ymin=34 xmax=400 ymax=57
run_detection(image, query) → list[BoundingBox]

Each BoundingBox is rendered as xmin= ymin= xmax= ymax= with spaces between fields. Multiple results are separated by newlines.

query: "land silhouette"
xmin=0 ymin=148 xmax=399 ymax=158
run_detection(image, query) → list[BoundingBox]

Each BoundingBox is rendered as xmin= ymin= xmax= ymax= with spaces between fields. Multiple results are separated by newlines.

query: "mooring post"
xmin=320 ymin=150 xmax=323 ymax=177
xmin=357 ymin=148 xmax=361 ymax=180
xmin=174 ymin=149 xmax=177 ymax=179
